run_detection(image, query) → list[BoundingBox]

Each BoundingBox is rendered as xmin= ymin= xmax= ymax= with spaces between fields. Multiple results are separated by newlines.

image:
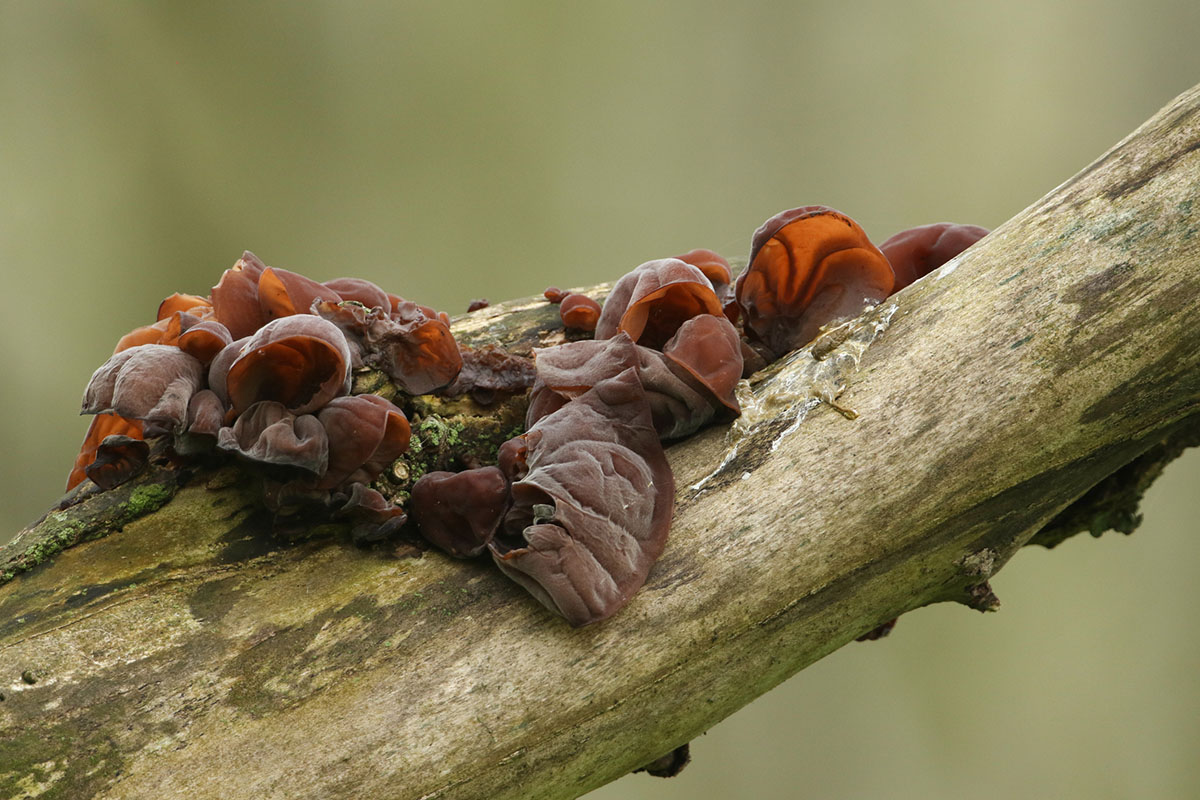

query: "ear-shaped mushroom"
xmin=559 ymin=293 xmax=602 ymax=332
xmin=206 ymin=336 xmax=250 ymax=406
xmin=878 ymin=222 xmax=989 ymax=291
xmin=660 ymin=314 xmax=742 ymax=417
xmin=314 ymin=301 xmax=461 ymax=395
xmin=177 ymin=320 xmax=233 ymax=367
xmin=527 ymin=332 xmax=726 ymax=440
xmin=113 ymin=308 xmax=202 ymax=353
xmin=388 ymin=294 xmax=450 ymax=327
xmin=224 ymin=315 xmax=352 ymax=415
xmin=67 ymin=414 xmax=144 ymax=490
xmin=411 ymin=467 xmax=510 ymax=557
xmin=595 ymin=258 xmax=724 ymax=350
xmin=737 ymin=205 xmax=895 ymax=357
xmin=157 ymin=293 xmax=213 ymax=321
xmin=82 ymin=344 xmax=206 ymax=432
xmin=322 ymin=278 xmax=390 ymax=311
xmin=216 ymin=400 xmax=330 ymax=474
xmin=185 ymin=389 xmax=227 ymax=437
xmin=211 ymin=251 xmax=271 ymax=339
xmin=315 ymin=394 xmax=411 ymax=489
xmin=258 ymin=267 xmax=342 ymax=320
xmin=497 ymin=436 xmax=529 ymax=482
xmin=490 ymin=368 xmax=674 ymax=626
xmin=113 ymin=318 xmax=173 ymax=353
xmin=673 ymin=248 xmax=733 ymax=302
xmin=84 ymin=434 xmax=151 ymax=491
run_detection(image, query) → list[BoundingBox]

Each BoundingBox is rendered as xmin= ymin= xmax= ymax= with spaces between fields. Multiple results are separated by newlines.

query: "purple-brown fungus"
xmin=216 ymin=401 xmax=330 ymax=474
xmin=559 ymin=293 xmax=602 ymax=332
xmin=315 ymin=394 xmax=411 ymax=489
xmin=82 ymin=344 xmax=206 ymax=433
xmin=490 ymin=369 xmax=674 ymax=627
xmin=223 ymin=315 xmax=352 ymax=415
xmin=315 ymin=300 xmax=462 ymax=395
xmin=737 ymin=206 xmax=894 ymax=357
xmin=84 ymin=434 xmax=151 ymax=491
xmin=596 ymin=258 xmax=724 ymax=350
xmin=879 ymin=222 xmax=989 ymax=291
xmin=411 ymin=467 xmax=510 ymax=557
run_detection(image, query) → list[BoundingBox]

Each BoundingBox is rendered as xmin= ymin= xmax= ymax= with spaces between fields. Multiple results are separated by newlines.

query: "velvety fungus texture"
xmin=315 ymin=300 xmax=461 ymax=395
xmin=216 ymin=401 xmax=330 ymax=475
xmin=491 ymin=369 xmax=674 ymax=626
xmin=70 ymin=237 xmax=761 ymax=625
xmin=316 ymin=394 xmax=411 ymax=489
xmin=82 ymin=344 xmax=206 ymax=433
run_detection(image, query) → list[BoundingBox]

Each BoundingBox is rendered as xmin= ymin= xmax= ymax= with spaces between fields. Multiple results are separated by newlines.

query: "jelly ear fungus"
xmin=878 ymin=222 xmax=989 ymax=290
xmin=490 ymin=369 xmax=674 ymax=627
xmin=737 ymin=205 xmax=894 ymax=358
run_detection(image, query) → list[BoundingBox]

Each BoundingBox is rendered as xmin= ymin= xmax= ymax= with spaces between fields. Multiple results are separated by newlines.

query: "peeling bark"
xmin=3 ymin=84 xmax=1200 ymax=800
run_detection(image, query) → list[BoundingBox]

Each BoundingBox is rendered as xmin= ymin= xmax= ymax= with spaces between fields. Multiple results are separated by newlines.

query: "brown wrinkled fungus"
xmin=596 ymin=258 xmax=724 ymax=349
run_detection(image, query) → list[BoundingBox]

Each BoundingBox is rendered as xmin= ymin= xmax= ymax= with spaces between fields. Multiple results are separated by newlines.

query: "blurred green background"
xmin=2 ymin=2 xmax=1197 ymax=798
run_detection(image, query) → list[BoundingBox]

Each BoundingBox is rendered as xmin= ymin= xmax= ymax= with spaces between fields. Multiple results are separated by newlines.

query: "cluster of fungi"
xmin=70 ymin=208 xmax=986 ymax=626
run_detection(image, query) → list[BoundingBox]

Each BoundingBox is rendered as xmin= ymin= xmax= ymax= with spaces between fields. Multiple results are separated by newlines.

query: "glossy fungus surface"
xmin=559 ymin=293 xmax=602 ymax=332
xmin=738 ymin=205 xmax=894 ymax=356
xmin=157 ymin=293 xmax=213 ymax=321
xmin=178 ymin=320 xmax=233 ymax=366
xmin=315 ymin=394 xmax=411 ymax=489
xmin=322 ymin=277 xmax=390 ymax=311
xmin=879 ymin=222 xmax=989 ymax=290
xmin=661 ymin=313 xmax=742 ymax=416
xmin=257 ymin=267 xmax=342 ymax=320
xmin=595 ymin=258 xmax=724 ymax=350
xmin=84 ymin=435 xmax=151 ymax=491
xmin=411 ymin=467 xmax=510 ymax=557
xmin=67 ymin=414 xmax=144 ymax=490
xmin=211 ymin=251 xmax=270 ymax=339
xmin=224 ymin=315 xmax=352 ymax=415
xmin=315 ymin=300 xmax=461 ymax=395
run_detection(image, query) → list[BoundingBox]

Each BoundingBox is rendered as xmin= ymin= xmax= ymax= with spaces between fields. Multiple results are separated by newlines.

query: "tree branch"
xmin=3 ymin=83 xmax=1200 ymax=800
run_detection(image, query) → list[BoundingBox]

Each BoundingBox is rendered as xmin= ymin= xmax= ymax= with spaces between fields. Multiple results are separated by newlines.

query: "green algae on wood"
xmin=0 ymin=464 xmax=180 ymax=587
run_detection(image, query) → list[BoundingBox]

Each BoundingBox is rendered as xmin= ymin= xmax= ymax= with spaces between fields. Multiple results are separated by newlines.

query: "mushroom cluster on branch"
xmin=70 ymin=209 xmax=987 ymax=625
